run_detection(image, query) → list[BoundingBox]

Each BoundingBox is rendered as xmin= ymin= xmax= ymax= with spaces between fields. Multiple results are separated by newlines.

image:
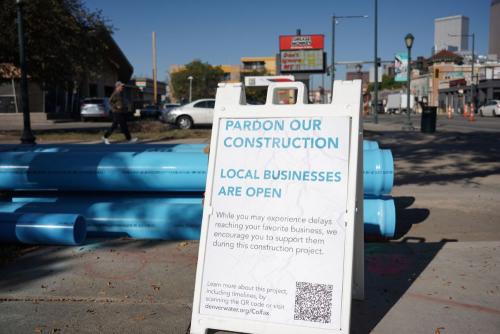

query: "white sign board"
xmin=244 ymin=76 xmax=295 ymax=87
xmin=191 ymin=81 xmax=362 ymax=334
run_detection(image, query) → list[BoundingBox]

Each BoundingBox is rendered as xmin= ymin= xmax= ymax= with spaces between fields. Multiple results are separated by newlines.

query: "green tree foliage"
xmin=170 ymin=60 xmax=224 ymax=102
xmin=367 ymin=74 xmax=405 ymax=92
xmin=241 ymin=69 xmax=268 ymax=105
xmin=0 ymin=0 xmax=111 ymax=86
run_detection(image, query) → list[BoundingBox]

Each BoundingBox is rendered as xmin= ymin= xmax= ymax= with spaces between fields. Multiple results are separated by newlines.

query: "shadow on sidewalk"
xmin=351 ymin=239 xmax=455 ymax=333
xmin=393 ymin=196 xmax=430 ymax=238
xmin=368 ymin=131 xmax=500 ymax=186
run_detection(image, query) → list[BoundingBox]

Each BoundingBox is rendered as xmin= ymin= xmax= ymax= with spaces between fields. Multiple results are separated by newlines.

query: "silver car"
xmin=162 ymin=99 xmax=215 ymax=129
xmin=80 ymin=98 xmax=111 ymax=121
xmin=159 ymin=103 xmax=181 ymax=122
xmin=479 ymin=100 xmax=500 ymax=117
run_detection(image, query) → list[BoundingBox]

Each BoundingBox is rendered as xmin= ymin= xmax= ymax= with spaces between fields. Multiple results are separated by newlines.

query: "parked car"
xmin=159 ymin=103 xmax=181 ymax=122
xmin=479 ymin=100 xmax=500 ymax=117
xmin=139 ymin=105 xmax=163 ymax=118
xmin=80 ymin=98 xmax=111 ymax=121
xmin=162 ymin=99 xmax=215 ymax=129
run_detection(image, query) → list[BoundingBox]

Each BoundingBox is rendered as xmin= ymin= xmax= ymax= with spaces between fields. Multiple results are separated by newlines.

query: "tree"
xmin=0 ymin=0 xmax=112 ymax=86
xmin=170 ymin=60 xmax=224 ymax=102
xmin=367 ymin=74 xmax=405 ymax=92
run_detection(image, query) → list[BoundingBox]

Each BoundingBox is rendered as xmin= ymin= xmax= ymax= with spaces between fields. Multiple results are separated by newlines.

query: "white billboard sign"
xmin=191 ymin=81 xmax=363 ymax=334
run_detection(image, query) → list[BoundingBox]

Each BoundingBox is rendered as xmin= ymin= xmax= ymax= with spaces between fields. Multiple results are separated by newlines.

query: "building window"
xmin=89 ymin=84 xmax=98 ymax=97
xmin=243 ymin=61 xmax=266 ymax=71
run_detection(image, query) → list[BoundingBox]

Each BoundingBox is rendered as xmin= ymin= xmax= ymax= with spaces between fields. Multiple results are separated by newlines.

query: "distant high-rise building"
xmin=490 ymin=0 xmax=500 ymax=58
xmin=434 ymin=15 xmax=469 ymax=52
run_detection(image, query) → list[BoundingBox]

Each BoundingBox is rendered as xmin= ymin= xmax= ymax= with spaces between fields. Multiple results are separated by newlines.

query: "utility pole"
xmin=188 ymin=76 xmax=193 ymax=103
xmin=373 ymin=0 xmax=379 ymax=124
xmin=402 ymin=33 xmax=415 ymax=131
xmin=471 ymin=32 xmax=475 ymax=112
xmin=331 ymin=15 xmax=336 ymax=91
xmin=152 ymin=31 xmax=158 ymax=105
xmin=16 ymin=0 xmax=35 ymax=144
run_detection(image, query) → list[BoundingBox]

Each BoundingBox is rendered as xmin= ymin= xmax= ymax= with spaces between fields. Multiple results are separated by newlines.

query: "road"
xmin=364 ymin=113 xmax=500 ymax=133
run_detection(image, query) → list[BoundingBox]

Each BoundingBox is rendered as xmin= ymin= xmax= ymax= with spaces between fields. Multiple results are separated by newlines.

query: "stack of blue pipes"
xmin=0 ymin=141 xmax=395 ymax=245
xmin=363 ymin=140 xmax=396 ymax=238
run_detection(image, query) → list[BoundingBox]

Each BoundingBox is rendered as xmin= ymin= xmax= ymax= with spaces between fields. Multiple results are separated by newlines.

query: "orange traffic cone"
xmin=463 ymin=102 xmax=468 ymax=117
xmin=469 ymin=103 xmax=475 ymax=122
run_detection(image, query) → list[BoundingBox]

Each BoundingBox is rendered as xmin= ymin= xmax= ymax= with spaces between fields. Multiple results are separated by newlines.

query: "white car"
xmin=479 ymin=100 xmax=500 ymax=117
xmin=162 ymin=99 xmax=215 ymax=129
xmin=80 ymin=98 xmax=111 ymax=121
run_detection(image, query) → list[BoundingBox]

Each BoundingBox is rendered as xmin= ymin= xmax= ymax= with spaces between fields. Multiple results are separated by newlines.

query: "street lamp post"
xmin=188 ymin=75 xmax=193 ymax=103
xmin=16 ymin=0 xmax=35 ymax=144
xmin=373 ymin=0 xmax=379 ymax=124
xmin=402 ymin=33 xmax=415 ymax=131
xmin=330 ymin=14 xmax=368 ymax=98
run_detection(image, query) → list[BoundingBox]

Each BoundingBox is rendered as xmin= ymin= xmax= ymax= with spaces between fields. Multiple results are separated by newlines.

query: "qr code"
xmin=294 ymin=281 xmax=333 ymax=323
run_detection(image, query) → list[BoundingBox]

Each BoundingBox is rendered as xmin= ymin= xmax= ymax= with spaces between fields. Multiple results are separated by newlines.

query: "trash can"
xmin=421 ymin=106 xmax=437 ymax=133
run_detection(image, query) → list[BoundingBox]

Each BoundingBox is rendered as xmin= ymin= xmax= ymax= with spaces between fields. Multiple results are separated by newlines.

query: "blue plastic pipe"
xmin=363 ymin=149 xmax=394 ymax=195
xmin=0 ymin=152 xmax=208 ymax=192
xmin=363 ymin=140 xmax=379 ymax=150
xmin=363 ymin=197 xmax=396 ymax=238
xmin=0 ymin=213 xmax=86 ymax=245
xmin=0 ymin=144 xmax=208 ymax=153
xmin=0 ymin=197 xmax=203 ymax=240
xmin=2 ymin=195 xmax=395 ymax=239
xmin=0 ymin=143 xmax=392 ymax=195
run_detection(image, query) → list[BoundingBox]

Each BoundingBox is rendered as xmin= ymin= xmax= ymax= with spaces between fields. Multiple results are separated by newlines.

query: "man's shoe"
xmin=129 ymin=137 xmax=138 ymax=143
xmin=102 ymin=137 xmax=110 ymax=145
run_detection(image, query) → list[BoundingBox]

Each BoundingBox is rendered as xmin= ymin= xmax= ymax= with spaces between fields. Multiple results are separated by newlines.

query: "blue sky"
xmin=85 ymin=0 xmax=491 ymax=88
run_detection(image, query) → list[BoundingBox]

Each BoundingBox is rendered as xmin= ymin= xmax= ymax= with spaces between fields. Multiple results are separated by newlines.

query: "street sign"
xmin=191 ymin=80 xmax=363 ymax=334
xmin=394 ymin=52 xmax=408 ymax=82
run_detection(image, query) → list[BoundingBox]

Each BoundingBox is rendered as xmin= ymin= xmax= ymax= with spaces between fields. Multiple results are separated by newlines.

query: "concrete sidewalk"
xmin=0 ymin=240 xmax=498 ymax=334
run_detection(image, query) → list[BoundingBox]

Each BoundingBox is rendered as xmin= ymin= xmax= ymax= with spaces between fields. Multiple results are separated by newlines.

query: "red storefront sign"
xmin=279 ymin=35 xmax=324 ymax=51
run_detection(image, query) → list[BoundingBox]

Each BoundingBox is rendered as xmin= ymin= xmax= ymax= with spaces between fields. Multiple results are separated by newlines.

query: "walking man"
xmin=102 ymin=81 xmax=137 ymax=144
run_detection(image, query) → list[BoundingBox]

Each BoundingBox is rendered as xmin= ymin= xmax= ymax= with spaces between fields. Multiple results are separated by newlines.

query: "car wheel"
xmin=176 ymin=115 xmax=193 ymax=129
